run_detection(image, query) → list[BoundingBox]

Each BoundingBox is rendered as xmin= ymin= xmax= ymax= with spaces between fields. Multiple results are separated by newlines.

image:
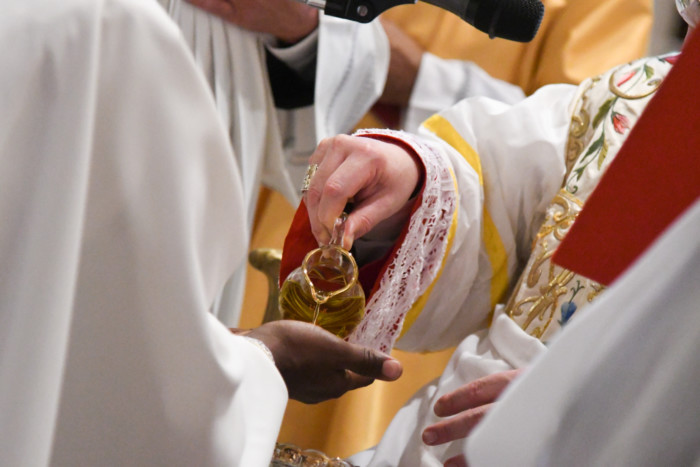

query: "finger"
xmin=317 ymin=160 xmax=379 ymax=247
xmin=314 ymin=141 xmax=376 ymax=220
xmin=304 ymin=138 xmax=334 ymax=208
xmin=337 ymin=344 xmax=403 ymax=382
xmin=305 ymin=138 xmax=349 ymax=245
xmin=434 ymin=369 xmax=522 ymax=417
xmin=422 ymin=404 xmax=491 ymax=446
xmin=296 ymin=370 xmax=374 ymax=404
xmin=444 ymin=454 xmax=469 ymax=467
xmin=342 ymin=370 xmax=376 ymax=391
xmin=343 ymin=191 xmax=407 ymax=243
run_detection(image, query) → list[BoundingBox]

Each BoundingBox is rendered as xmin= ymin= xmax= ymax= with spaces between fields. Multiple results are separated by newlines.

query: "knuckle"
xmin=322 ymin=176 xmax=345 ymax=199
xmin=432 ymin=423 xmax=452 ymax=442
xmin=334 ymin=134 xmax=354 ymax=148
xmin=316 ymin=137 xmax=333 ymax=154
xmin=466 ymin=378 xmax=486 ymax=401
xmin=305 ymin=185 xmax=322 ymax=205
xmin=436 ymin=393 xmax=456 ymax=415
xmin=361 ymin=348 xmax=382 ymax=375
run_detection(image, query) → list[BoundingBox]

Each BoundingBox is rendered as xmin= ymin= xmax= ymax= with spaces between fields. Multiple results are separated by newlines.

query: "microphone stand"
xmin=293 ymin=0 xmax=545 ymax=42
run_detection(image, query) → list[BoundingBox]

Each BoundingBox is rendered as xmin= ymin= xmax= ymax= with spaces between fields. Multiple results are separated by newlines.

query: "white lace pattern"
xmin=347 ymin=129 xmax=457 ymax=352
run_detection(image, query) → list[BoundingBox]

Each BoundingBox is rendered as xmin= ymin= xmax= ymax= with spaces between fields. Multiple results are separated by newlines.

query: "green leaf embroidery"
xmin=593 ymin=98 xmax=615 ymax=129
xmin=644 ymin=64 xmax=654 ymax=80
xmin=597 ymin=139 xmax=609 ymax=169
xmin=584 ymin=132 xmax=604 ymax=158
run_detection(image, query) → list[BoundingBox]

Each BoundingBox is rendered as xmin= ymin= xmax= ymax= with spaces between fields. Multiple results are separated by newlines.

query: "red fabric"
xmin=279 ymin=202 xmax=319 ymax=286
xmin=552 ymin=29 xmax=700 ymax=285
xmin=370 ymin=102 xmax=402 ymax=129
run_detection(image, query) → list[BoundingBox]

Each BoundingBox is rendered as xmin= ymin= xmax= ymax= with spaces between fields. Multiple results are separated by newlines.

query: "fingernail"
xmin=422 ymin=430 xmax=437 ymax=445
xmin=382 ymin=359 xmax=402 ymax=380
xmin=433 ymin=400 xmax=445 ymax=417
xmin=444 ymin=457 xmax=466 ymax=467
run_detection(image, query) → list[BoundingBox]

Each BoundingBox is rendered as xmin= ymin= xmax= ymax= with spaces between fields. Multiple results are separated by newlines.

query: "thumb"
xmin=342 ymin=345 xmax=403 ymax=382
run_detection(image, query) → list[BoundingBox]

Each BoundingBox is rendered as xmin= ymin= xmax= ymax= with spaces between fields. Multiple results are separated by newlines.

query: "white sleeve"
xmin=362 ymin=84 xmax=577 ymax=352
xmin=276 ymin=13 xmax=391 ymax=198
xmin=158 ymin=0 xmax=295 ymax=325
xmin=0 ymin=1 xmax=286 ymax=465
xmin=403 ymin=52 xmax=526 ymax=133
xmin=265 ymin=29 xmax=319 ymax=82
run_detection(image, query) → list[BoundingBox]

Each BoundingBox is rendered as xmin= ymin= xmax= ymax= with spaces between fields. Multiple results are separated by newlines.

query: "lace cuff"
xmin=346 ymin=129 xmax=456 ymax=352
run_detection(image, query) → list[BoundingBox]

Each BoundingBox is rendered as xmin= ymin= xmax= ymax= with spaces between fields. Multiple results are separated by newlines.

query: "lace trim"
xmin=346 ymin=129 xmax=456 ymax=352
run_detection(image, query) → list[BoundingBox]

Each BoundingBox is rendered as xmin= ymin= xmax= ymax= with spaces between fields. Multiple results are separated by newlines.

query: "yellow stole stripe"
xmin=399 ymin=115 xmax=509 ymax=338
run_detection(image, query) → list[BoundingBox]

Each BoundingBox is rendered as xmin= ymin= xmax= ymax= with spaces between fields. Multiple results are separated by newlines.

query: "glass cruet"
xmin=278 ymin=214 xmax=365 ymax=338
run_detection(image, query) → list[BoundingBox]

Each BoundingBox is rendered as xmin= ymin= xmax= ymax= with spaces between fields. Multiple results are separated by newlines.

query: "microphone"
xmin=298 ymin=0 xmax=545 ymax=42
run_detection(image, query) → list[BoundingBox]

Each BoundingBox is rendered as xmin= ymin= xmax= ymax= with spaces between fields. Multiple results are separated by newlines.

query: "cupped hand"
xmin=422 ymin=369 xmax=523 ymax=446
xmin=185 ymin=0 xmax=318 ymax=44
xmin=304 ymin=134 xmax=422 ymax=249
xmin=246 ymin=320 xmax=403 ymax=404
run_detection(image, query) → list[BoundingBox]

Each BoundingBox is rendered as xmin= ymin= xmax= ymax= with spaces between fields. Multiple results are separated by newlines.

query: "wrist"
xmin=276 ymin=8 xmax=319 ymax=45
xmin=242 ymin=336 xmax=275 ymax=365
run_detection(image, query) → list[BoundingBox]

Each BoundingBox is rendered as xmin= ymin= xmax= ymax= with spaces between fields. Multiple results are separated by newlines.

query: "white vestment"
xmin=467 ymin=198 xmax=700 ymax=466
xmin=347 ymin=54 xmax=676 ymax=465
xmin=0 ymin=1 xmax=287 ymax=465
xmin=157 ymin=0 xmax=389 ymax=325
xmin=403 ymin=53 xmax=525 ymax=132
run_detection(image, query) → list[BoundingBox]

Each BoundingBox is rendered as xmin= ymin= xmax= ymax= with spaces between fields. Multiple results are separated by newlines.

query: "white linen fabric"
xmin=0 ymin=0 xmax=286 ymax=465
xmin=467 ymin=198 xmax=700 ymax=467
xmin=403 ymin=53 xmax=526 ymax=133
xmin=276 ymin=15 xmax=391 ymax=201
xmin=158 ymin=1 xmax=389 ymax=325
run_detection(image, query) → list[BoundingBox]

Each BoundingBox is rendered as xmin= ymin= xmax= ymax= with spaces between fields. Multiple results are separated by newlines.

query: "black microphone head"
xmin=466 ymin=0 xmax=544 ymax=42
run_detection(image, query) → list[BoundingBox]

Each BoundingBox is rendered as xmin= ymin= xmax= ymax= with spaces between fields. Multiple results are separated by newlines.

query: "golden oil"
xmin=279 ymin=263 xmax=365 ymax=339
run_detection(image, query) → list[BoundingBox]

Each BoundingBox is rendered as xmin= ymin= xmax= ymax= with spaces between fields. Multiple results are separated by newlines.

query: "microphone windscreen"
xmin=470 ymin=0 xmax=544 ymax=42
xmin=421 ymin=0 xmax=545 ymax=42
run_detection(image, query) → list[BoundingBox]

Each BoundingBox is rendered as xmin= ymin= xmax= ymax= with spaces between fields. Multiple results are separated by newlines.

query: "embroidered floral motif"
xmin=506 ymin=55 xmax=674 ymax=342
xmin=559 ymin=280 xmax=584 ymax=326
xmin=612 ymin=112 xmax=630 ymax=134
xmin=565 ymin=55 xmax=675 ymax=195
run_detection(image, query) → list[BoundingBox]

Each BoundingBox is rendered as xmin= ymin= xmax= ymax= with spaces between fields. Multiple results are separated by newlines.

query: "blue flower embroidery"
xmin=559 ymin=280 xmax=583 ymax=326
xmin=559 ymin=301 xmax=577 ymax=325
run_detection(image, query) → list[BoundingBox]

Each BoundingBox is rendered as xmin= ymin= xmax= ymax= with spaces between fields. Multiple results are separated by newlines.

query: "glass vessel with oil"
xmin=279 ymin=214 xmax=365 ymax=338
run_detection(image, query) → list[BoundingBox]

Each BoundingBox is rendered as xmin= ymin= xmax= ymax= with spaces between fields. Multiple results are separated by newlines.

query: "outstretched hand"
xmin=185 ymin=0 xmax=318 ymax=44
xmin=422 ymin=369 xmax=523 ymax=465
xmin=246 ymin=320 xmax=403 ymax=404
xmin=304 ymin=135 xmax=422 ymax=250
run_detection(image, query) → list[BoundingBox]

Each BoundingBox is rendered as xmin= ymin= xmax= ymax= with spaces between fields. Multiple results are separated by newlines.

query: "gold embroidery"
xmin=587 ymin=283 xmax=605 ymax=302
xmin=524 ymin=245 xmax=554 ymax=290
xmin=506 ymin=190 xmax=585 ymax=337
xmin=536 ymin=191 xmax=584 ymax=243
xmin=520 ymin=270 xmax=575 ymax=331
xmin=609 ymin=64 xmax=663 ymax=100
xmin=507 ymin=190 xmax=582 ymax=334
xmin=566 ymin=78 xmax=598 ymax=175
